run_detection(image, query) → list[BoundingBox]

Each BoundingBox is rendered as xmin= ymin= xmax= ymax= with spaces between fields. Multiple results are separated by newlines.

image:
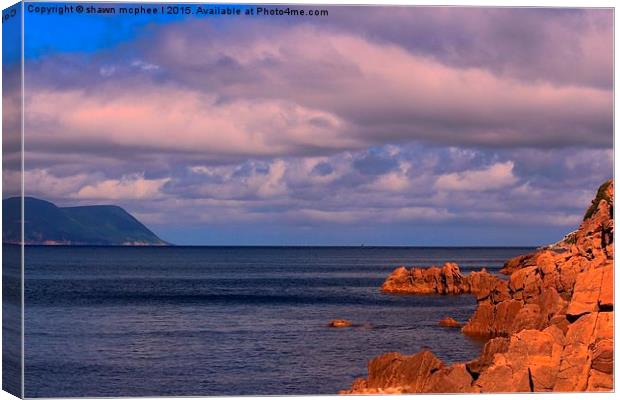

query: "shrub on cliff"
xmin=584 ymin=180 xmax=613 ymax=221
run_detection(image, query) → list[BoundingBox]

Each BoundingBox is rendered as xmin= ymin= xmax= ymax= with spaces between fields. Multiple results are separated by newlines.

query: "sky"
xmin=4 ymin=3 xmax=614 ymax=245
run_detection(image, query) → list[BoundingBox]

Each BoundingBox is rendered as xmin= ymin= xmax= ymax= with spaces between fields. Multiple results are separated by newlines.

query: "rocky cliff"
xmin=342 ymin=179 xmax=613 ymax=394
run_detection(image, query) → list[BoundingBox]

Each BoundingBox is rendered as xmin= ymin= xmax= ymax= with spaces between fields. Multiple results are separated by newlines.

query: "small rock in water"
xmin=438 ymin=317 xmax=462 ymax=328
xmin=329 ymin=319 xmax=353 ymax=328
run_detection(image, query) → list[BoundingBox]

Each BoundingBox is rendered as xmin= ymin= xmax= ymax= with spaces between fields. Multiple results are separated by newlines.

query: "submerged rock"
xmin=329 ymin=319 xmax=352 ymax=328
xmin=438 ymin=317 xmax=462 ymax=328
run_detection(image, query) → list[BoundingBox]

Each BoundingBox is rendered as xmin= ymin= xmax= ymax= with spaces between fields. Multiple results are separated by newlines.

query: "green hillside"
xmin=2 ymin=197 xmax=169 ymax=246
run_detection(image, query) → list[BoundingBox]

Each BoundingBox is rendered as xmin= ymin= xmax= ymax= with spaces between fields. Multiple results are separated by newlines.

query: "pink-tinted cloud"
xmin=323 ymin=7 xmax=612 ymax=89
xmin=76 ymin=174 xmax=170 ymax=200
xmin=25 ymin=24 xmax=611 ymax=164
xmin=16 ymin=7 xmax=613 ymax=245
xmin=26 ymin=85 xmax=353 ymax=159
xmin=435 ymin=162 xmax=517 ymax=192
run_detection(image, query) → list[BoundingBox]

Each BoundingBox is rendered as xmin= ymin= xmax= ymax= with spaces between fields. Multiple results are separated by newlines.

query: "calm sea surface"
xmin=23 ymin=246 xmax=533 ymax=397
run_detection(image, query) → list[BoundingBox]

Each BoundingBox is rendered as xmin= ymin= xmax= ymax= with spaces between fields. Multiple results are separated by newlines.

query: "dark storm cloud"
xmin=322 ymin=7 xmax=612 ymax=89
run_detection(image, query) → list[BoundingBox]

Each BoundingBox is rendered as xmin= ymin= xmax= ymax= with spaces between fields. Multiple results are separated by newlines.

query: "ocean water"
xmin=23 ymin=246 xmax=533 ymax=397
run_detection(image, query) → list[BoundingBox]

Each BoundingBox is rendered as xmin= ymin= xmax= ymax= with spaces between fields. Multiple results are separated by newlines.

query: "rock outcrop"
xmin=343 ymin=180 xmax=614 ymax=394
xmin=438 ymin=317 xmax=462 ymax=328
xmin=381 ymin=262 xmax=500 ymax=298
xmin=329 ymin=319 xmax=353 ymax=328
xmin=345 ymin=351 xmax=445 ymax=394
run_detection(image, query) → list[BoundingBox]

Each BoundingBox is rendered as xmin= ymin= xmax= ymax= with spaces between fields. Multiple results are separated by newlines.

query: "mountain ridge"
xmin=2 ymin=197 xmax=169 ymax=246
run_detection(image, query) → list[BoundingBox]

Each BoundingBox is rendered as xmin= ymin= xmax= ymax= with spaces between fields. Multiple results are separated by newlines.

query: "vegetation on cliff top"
xmin=584 ymin=179 xmax=613 ymax=221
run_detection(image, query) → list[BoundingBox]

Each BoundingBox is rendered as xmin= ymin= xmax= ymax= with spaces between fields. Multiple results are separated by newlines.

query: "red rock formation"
xmin=438 ymin=317 xmax=462 ymax=328
xmin=465 ymin=336 xmax=509 ymax=376
xmin=382 ymin=263 xmax=466 ymax=294
xmin=343 ymin=180 xmax=614 ymax=394
xmin=329 ymin=319 xmax=352 ymax=328
xmin=381 ymin=262 xmax=500 ymax=297
xmin=500 ymin=253 xmax=536 ymax=275
xmin=341 ymin=351 xmax=444 ymax=394
xmin=461 ymin=180 xmax=614 ymax=340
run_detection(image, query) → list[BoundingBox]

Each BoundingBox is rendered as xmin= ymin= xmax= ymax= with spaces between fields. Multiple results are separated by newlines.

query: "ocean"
xmin=22 ymin=246 xmax=533 ymax=397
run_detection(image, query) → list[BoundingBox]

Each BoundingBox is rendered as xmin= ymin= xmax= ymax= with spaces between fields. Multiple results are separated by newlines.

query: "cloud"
xmin=21 ymin=169 xmax=92 ymax=198
xmin=372 ymin=171 xmax=411 ymax=193
xmin=171 ymin=159 xmax=290 ymax=201
xmin=25 ymin=85 xmax=355 ymax=161
xmin=435 ymin=161 xmax=518 ymax=191
xmin=18 ymin=143 xmax=610 ymax=244
xmin=99 ymin=65 xmax=116 ymax=77
xmin=140 ymin=21 xmax=611 ymax=149
xmin=291 ymin=205 xmax=454 ymax=224
xmin=249 ymin=159 xmax=287 ymax=199
xmin=131 ymin=59 xmax=160 ymax=72
xmin=366 ymin=159 xmax=413 ymax=193
xmin=324 ymin=8 xmax=612 ymax=89
xmin=15 ymin=8 xmax=613 ymax=244
xmin=75 ymin=174 xmax=170 ymax=200
xmin=23 ymin=19 xmax=612 ymax=168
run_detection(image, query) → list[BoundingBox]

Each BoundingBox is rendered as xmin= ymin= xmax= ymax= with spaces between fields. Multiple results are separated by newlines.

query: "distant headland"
xmin=2 ymin=197 xmax=169 ymax=246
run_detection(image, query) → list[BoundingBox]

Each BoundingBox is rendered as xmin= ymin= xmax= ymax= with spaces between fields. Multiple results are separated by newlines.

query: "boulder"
xmin=442 ymin=263 xmax=466 ymax=294
xmin=461 ymin=303 xmax=495 ymax=337
xmin=438 ymin=317 xmax=462 ymax=328
xmin=362 ymin=351 xmax=443 ymax=393
xmin=510 ymin=303 xmax=542 ymax=333
xmin=328 ymin=319 xmax=352 ymax=328
xmin=466 ymin=337 xmax=510 ymax=376
xmin=462 ymin=299 xmax=523 ymax=337
xmin=535 ymin=251 xmax=558 ymax=275
xmin=508 ymin=265 xmax=537 ymax=294
xmin=474 ymin=361 xmax=530 ymax=392
xmin=500 ymin=253 xmax=535 ymax=275
xmin=557 ymin=260 xmax=581 ymax=294
xmin=553 ymin=312 xmax=598 ymax=391
xmin=380 ymin=266 xmax=411 ymax=294
xmin=490 ymin=280 xmax=511 ymax=303
xmin=566 ymin=267 xmax=604 ymax=318
xmin=538 ymin=287 xmax=566 ymax=322
xmin=492 ymin=300 xmax=525 ymax=336
xmin=475 ymin=329 xmax=563 ymax=392
xmin=468 ymin=269 xmax=500 ymax=300
xmin=424 ymin=364 xmax=476 ymax=393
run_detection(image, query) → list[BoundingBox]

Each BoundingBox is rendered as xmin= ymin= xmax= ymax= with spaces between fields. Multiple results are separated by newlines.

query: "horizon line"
xmin=4 ymin=243 xmax=540 ymax=249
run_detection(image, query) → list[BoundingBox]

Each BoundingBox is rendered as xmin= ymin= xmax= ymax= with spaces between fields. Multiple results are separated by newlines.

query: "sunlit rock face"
xmin=342 ymin=180 xmax=614 ymax=394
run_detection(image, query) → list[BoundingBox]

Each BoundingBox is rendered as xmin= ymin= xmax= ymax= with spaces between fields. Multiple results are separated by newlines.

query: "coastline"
xmin=342 ymin=180 xmax=614 ymax=393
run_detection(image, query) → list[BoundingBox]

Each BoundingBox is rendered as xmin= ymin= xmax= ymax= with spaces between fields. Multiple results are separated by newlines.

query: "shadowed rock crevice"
xmin=342 ymin=179 xmax=614 ymax=394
